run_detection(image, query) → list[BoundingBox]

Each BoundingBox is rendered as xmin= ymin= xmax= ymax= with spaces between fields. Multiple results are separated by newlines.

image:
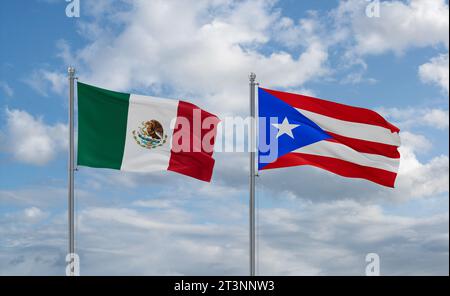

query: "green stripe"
xmin=77 ymin=82 xmax=130 ymax=170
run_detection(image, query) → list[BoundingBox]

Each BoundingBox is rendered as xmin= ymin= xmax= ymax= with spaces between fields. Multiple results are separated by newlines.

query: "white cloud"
xmin=56 ymin=39 xmax=76 ymax=65
xmin=396 ymin=148 xmax=449 ymax=199
xmin=22 ymin=207 xmax=49 ymax=223
xmin=63 ymin=0 xmax=329 ymax=115
xmin=378 ymin=107 xmax=449 ymax=130
xmin=2 ymin=207 xmax=49 ymax=225
xmin=132 ymin=199 xmax=176 ymax=209
xmin=1 ymin=109 xmax=67 ymax=165
xmin=82 ymin=207 xmax=220 ymax=234
xmin=24 ymin=207 xmax=46 ymax=219
xmin=423 ymin=108 xmax=450 ymax=129
xmin=0 ymin=81 xmax=13 ymax=97
xmin=340 ymin=69 xmax=378 ymax=85
xmin=257 ymin=199 xmax=449 ymax=275
xmin=399 ymin=131 xmax=432 ymax=152
xmin=55 ymin=0 xmax=450 ymax=100
xmin=335 ymin=0 xmax=449 ymax=55
xmin=0 ymin=195 xmax=447 ymax=275
xmin=419 ymin=53 xmax=449 ymax=94
xmin=394 ymin=128 xmax=449 ymax=201
xmin=273 ymin=12 xmax=325 ymax=49
xmin=0 ymin=187 xmax=66 ymax=207
xmin=24 ymin=69 xmax=66 ymax=97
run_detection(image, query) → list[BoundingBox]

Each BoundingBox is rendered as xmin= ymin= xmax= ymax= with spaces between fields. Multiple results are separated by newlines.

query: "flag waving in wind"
xmin=258 ymin=88 xmax=401 ymax=187
xmin=77 ymin=82 xmax=220 ymax=182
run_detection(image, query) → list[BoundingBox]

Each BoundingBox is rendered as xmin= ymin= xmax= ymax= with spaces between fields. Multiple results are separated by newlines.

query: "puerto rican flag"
xmin=258 ymin=88 xmax=401 ymax=188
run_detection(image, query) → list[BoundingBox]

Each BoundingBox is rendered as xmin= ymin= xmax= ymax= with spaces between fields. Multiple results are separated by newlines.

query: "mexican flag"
xmin=77 ymin=82 xmax=220 ymax=182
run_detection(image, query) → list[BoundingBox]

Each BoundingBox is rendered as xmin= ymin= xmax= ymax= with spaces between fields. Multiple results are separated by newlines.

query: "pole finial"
xmin=249 ymin=72 xmax=256 ymax=82
xmin=68 ymin=66 xmax=76 ymax=77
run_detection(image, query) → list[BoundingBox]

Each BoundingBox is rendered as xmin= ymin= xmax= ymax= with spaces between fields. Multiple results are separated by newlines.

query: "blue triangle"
xmin=258 ymin=88 xmax=331 ymax=170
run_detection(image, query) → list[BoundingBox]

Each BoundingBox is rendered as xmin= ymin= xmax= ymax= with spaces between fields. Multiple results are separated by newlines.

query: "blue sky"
xmin=0 ymin=0 xmax=449 ymax=275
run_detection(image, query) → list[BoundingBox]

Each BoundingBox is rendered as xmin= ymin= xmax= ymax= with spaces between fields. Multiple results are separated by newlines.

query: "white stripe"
xmin=294 ymin=141 xmax=400 ymax=172
xmin=297 ymin=108 xmax=401 ymax=146
xmin=121 ymin=94 xmax=179 ymax=172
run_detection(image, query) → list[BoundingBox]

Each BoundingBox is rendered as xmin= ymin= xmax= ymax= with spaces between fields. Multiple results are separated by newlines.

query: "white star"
xmin=272 ymin=117 xmax=300 ymax=139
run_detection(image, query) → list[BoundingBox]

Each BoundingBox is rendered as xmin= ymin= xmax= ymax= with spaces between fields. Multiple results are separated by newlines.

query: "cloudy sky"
xmin=0 ymin=0 xmax=448 ymax=275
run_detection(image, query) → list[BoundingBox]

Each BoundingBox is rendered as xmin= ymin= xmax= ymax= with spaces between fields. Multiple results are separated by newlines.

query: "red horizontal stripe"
xmin=261 ymin=153 xmax=397 ymax=188
xmin=168 ymin=152 xmax=216 ymax=182
xmin=325 ymin=131 xmax=400 ymax=159
xmin=260 ymin=88 xmax=400 ymax=133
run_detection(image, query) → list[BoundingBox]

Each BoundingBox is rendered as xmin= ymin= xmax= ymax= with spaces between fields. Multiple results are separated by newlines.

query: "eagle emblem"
xmin=132 ymin=120 xmax=168 ymax=149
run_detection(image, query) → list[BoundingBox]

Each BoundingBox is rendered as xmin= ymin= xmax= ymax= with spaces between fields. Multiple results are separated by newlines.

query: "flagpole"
xmin=249 ymin=72 xmax=257 ymax=276
xmin=68 ymin=66 xmax=76 ymax=276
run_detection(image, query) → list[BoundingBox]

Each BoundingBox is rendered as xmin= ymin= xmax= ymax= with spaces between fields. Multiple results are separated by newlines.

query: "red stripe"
xmin=260 ymin=88 xmax=400 ymax=133
xmin=168 ymin=152 xmax=216 ymax=182
xmin=261 ymin=153 xmax=397 ymax=188
xmin=168 ymin=101 xmax=220 ymax=182
xmin=325 ymin=132 xmax=400 ymax=159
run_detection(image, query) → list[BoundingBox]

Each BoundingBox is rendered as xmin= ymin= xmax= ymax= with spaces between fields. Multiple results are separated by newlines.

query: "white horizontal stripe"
xmin=294 ymin=141 xmax=400 ymax=172
xmin=297 ymin=109 xmax=401 ymax=146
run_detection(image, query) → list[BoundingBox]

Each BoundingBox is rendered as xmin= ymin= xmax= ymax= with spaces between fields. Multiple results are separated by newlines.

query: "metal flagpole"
xmin=68 ymin=66 xmax=76 ymax=276
xmin=249 ymin=72 xmax=256 ymax=276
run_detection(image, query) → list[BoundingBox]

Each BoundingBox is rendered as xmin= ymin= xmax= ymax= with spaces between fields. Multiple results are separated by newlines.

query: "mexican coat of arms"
xmin=132 ymin=120 xmax=168 ymax=149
